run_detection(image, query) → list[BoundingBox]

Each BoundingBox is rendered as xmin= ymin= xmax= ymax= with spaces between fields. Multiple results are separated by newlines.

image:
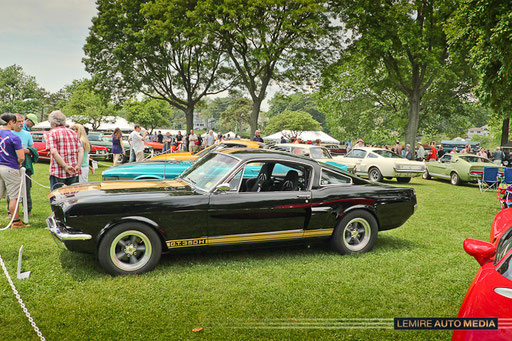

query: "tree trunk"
xmin=249 ymin=99 xmax=262 ymax=137
xmin=501 ymin=117 xmax=510 ymax=146
xmin=405 ymin=92 xmax=421 ymax=159
xmin=185 ymin=106 xmax=194 ymax=133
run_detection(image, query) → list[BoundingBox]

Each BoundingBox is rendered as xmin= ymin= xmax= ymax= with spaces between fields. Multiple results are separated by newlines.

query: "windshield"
xmin=372 ymin=150 xmax=404 ymax=159
xmin=88 ymin=134 xmax=103 ymax=142
xmin=310 ymin=147 xmax=332 ymax=159
xmin=180 ymin=153 xmax=239 ymax=191
xmin=459 ymin=156 xmax=491 ymax=163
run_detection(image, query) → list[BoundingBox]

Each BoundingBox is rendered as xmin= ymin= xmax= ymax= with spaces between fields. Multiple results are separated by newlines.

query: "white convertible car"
xmin=337 ymin=147 xmax=426 ymax=183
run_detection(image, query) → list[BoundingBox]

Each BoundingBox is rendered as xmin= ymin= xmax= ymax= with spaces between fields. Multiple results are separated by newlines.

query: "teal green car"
xmin=423 ymin=153 xmax=503 ymax=185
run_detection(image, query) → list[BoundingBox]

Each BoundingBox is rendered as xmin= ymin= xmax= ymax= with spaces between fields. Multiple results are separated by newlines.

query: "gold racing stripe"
xmin=166 ymin=228 xmax=334 ymax=249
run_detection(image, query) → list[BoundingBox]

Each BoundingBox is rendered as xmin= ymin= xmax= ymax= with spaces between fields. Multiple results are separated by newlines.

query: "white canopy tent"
xmin=33 ymin=116 xmax=135 ymax=132
xmin=264 ymin=130 xmax=340 ymax=144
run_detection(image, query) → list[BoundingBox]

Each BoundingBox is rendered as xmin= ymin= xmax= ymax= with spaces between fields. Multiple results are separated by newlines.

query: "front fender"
xmin=96 ymin=216 xmax=166 ymax=249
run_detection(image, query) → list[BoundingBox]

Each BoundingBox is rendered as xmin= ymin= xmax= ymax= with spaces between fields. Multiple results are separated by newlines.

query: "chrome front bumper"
xmin=46 ymin=214 xmax=92 ymax=241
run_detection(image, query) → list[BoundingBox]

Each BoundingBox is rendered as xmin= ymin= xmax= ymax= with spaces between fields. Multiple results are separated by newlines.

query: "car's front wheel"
xmin=422 ymin=170 xmax=431 ymax=180
xmin=368 ymin=167 xmax=383 ymax=183
xmin=450 ymin=172 xmax=461 ymax=186
xmin=98 ymin=222 xmax=162 ymax=276
xmin=330 ymin=210 xmax=378 ymax=255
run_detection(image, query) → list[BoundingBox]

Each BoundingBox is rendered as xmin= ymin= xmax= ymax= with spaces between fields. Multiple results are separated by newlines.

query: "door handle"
xmin=297 ymin=194 xmax=311 ymax=199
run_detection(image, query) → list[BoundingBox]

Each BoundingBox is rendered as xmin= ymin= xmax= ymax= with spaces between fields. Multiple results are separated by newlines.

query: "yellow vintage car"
xmin=150 ymin=140 xmax=263 ymax=161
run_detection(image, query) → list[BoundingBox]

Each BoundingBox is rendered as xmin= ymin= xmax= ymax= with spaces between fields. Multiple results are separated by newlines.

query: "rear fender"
xmin=336 ymin=204 xmax=379 ymax=227
xmin=134 ymin=175 xmax=162 ymax=180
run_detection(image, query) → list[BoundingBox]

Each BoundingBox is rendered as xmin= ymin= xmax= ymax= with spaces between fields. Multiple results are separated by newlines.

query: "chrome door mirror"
xmin=215 ymin=183 xmax=231 ymax=192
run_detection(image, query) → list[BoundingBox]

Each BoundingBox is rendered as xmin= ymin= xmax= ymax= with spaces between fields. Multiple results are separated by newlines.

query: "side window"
xmin=320 ymin=169 xmax=352 ymax=185
xmin=368 ymin=153 xmax=378 ymax=159
xmin=226 ymin=169 xmax=243 ymax=192
xmin=238 ymin=161 xmax=310 ymax=192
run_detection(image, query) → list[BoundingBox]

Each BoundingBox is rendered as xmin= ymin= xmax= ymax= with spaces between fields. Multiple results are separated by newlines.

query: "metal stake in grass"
xmin=17 ymin=245 xmax=30 ymax=280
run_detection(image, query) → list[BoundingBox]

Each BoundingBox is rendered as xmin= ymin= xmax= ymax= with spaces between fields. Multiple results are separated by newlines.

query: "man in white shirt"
xmin=188 ymin=129 xmax=199 ymax=153
xmin=204 ymin=130 xmax=215 ymax=148
xmin=129 ymin=125 xmax=147 ymax=162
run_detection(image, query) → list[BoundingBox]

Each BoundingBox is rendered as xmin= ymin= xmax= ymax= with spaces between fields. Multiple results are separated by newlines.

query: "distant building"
xmin=467 ymin=125 xmax=489 ymax=139
xmin=193 ymin=112 xmax=217 ymax=131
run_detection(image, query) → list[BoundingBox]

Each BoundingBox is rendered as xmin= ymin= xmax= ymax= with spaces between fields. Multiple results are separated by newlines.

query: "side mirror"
xmin=463 ymin=238 xmax=496 ymax=266
xmin=215 ymin=183 xmax=231 ymax=192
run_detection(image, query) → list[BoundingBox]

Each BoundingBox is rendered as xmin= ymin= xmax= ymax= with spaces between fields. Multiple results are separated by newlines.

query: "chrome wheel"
xmin=342 ymin=218 xmax=371 ymax=252
xmin=110 ymin=230 xmax=152 ymax=272
xmin=368 ymin=168 xmax=382 ymax=182
xmin=451 ymin=172 xmax=461 ymax=186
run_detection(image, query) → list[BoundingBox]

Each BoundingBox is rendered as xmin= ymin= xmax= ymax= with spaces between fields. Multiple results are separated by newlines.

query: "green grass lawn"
xmin=0 ymin=162 xmax=501 ymax=340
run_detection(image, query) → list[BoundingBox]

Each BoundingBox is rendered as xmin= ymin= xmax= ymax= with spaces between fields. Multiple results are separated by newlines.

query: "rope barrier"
xmin=0 ymin=253 xmax=46 ymax=340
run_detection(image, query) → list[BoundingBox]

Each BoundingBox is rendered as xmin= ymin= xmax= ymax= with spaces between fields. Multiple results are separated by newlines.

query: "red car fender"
xmin=491 ymin=208 xmax=512 ymax=243
xmin=453 ymin=264 xmax=512 ymax=341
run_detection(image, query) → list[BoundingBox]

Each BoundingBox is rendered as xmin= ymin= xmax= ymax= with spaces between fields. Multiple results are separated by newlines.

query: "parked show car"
xmin=271 ymin=143 xmax=352 ymax=173
xmin=48 ymin=149 xmax=417 ymax=275
xmin=453 ymin=208 xmax=512 ymax=341
xmin=321 ymin=143 xmax=347 ymax=156
xmin=89 ymin=132 xmax=154 ymax=162
xmin=423 ymin=154 xmax=503 ymax=186
xmin=103 ymin=141 xmax=264 ymax=180
xmin=150 ymin=140 xmax=263 ymax=161
xmin=337 ymin=147 xmax=426 ymax=183
xmin=32 ymin=131 xmax=109 ymax=162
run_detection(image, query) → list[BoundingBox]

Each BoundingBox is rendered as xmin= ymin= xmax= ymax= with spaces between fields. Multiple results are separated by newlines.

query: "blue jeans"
xmin=49 ymin=175 xmax=79 ymax=191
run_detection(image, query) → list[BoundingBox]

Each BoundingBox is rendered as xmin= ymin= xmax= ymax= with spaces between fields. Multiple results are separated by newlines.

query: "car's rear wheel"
xmin=422 ymin=170 xmax=431 ymax=180
xmin=330 ymin=210 xmax=378 ymax=255
xmin=368 ymin=167 xmax=383 ymax=183
xmin=451 ymin=172 xmax=461 ymax=186
xmin=396 ymin=177 xmax=411 ymax=183
xmin=98 ymin=222 xmax=162 ymax=276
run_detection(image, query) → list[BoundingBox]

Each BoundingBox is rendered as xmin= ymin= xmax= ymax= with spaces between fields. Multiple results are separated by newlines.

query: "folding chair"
xmin=498 ymin=184 xmax=512 ymax=209
xmin=478 ymin=166 xmax=499 ymax=192
xmin=501 ymin=167 xmax=512 ymax=187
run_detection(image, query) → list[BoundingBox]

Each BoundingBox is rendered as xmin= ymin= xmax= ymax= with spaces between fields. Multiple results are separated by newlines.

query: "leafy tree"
xmin=268 ymin=92 xmax=326 ymax=130
xmin=318 ymin=54 xmax=408 ymax=145
xmin=201 ymin=0 xmax=330 ymax=136
xmin=124 ymin=97 xmax=174 ymax=132
xmin=264 ymin=110 xmax=321 ymax=138
xmin=0 ymin=65 xmax=44 ymax=116
xmin=332 ymin=0 xmax=460 ymax=152
xmin=83 ymin=0 xmax=232 ymax=131
xmin=448 ymin=0 xmax=512 ymax=145
xmin=220 ymin=98 xmax=252 ymax=134
xmin=61 ymin=79 xmax=116 ymax=130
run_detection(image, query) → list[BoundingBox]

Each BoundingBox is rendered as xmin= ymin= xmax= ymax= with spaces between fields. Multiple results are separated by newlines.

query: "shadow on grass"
xmin=56 ymin=234 xmax=418 ymax=278
xmin=58 ymin=250 xmax=105 ymax=280
xmin=159 ymin=234 xmax=418 ymax=269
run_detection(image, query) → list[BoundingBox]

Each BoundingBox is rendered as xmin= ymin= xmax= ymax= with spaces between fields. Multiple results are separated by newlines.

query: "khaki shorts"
xmin=135 ymin=151 xmax=145 ymax=162
xmin=0 ymin=165 xmax=21 ymax=199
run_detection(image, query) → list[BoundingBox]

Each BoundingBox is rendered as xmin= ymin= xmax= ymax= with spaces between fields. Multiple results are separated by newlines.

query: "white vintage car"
xmin=272 ymin=143 xmax=356 ymax=173
xmin=337 ymin=147 xmax=426 ymax=183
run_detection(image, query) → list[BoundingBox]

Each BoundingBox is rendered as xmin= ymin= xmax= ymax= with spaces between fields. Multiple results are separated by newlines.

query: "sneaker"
xmin=11 ymin=220 xmax=30 ymax=229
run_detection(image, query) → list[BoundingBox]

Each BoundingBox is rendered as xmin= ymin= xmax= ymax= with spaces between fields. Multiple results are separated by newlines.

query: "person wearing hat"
xmin=23 ymin=113 xmax=39 ymax=131
xmin=355 ymin=139 xmax=364 ymax=148
xmin=416 ymin=142 xmax=425 ymax=161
